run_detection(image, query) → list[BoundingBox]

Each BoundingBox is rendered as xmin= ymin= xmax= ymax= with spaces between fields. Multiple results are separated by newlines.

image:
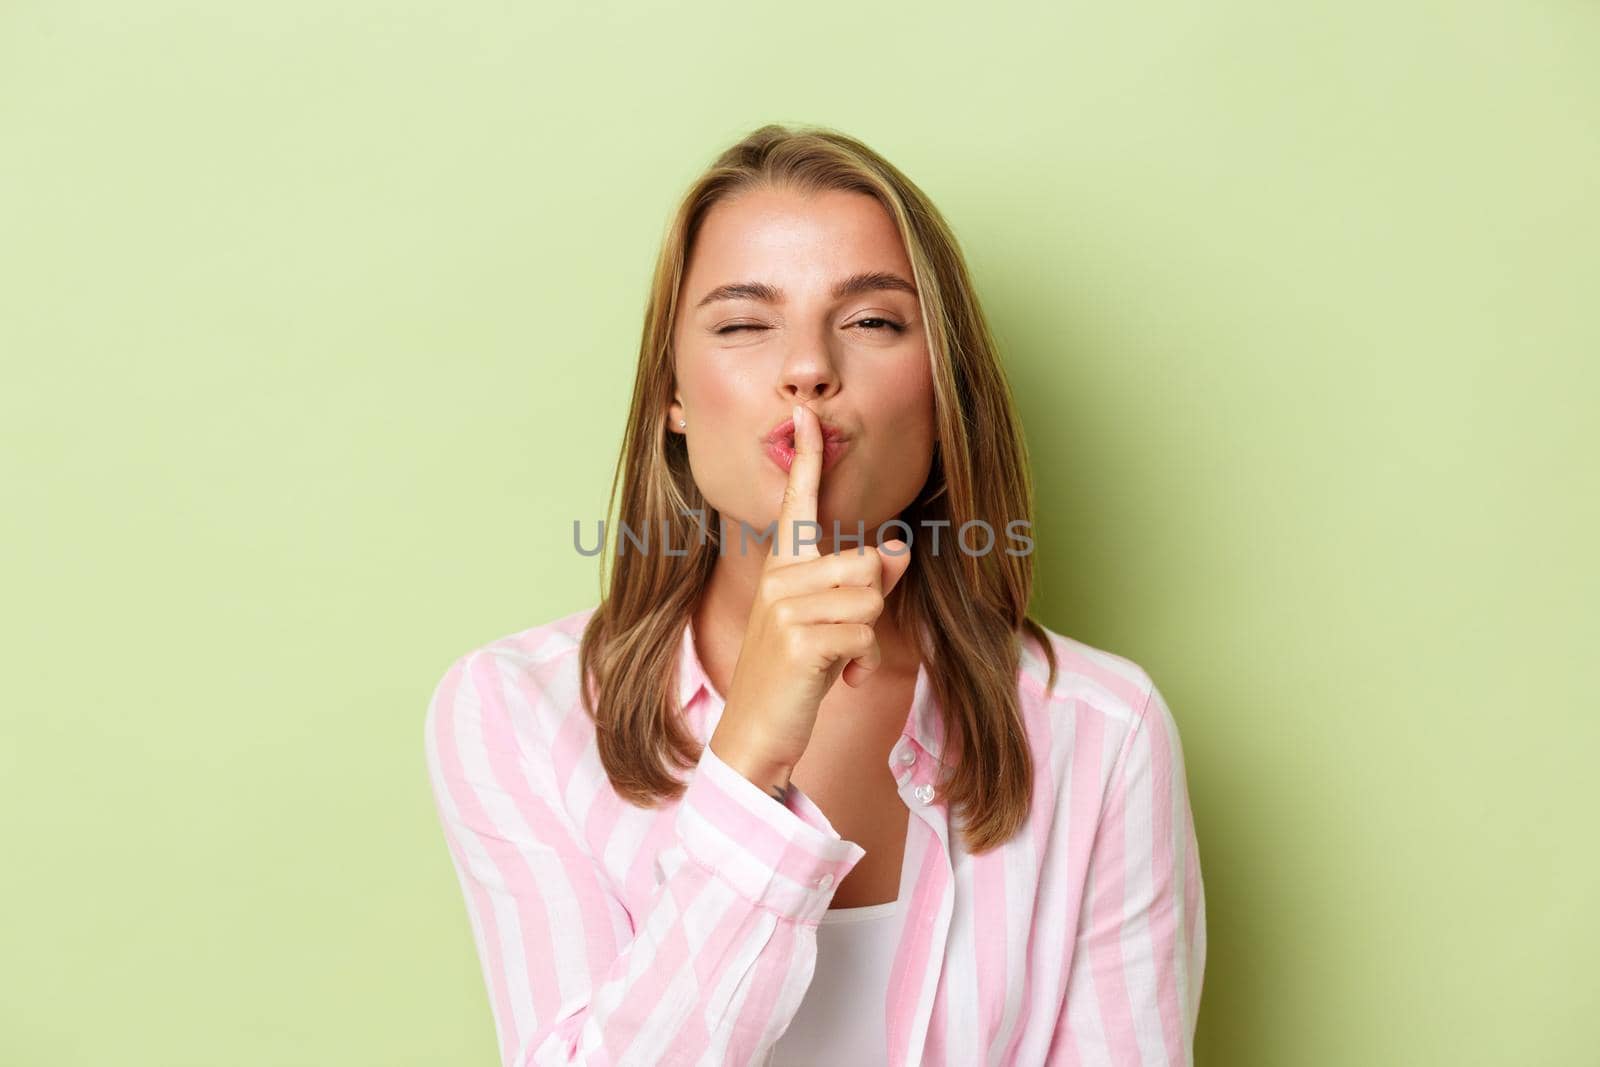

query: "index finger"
xmin=770 ymin=402 xmax=823 ymax=566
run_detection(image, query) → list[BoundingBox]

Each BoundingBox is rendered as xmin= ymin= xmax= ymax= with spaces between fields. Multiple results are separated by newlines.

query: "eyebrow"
xmin=694 ymin=270 xmax=919 ymax=309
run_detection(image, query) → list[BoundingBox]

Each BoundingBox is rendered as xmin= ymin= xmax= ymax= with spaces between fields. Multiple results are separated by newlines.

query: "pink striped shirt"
xmin=424 ymin=604 xmax=1206 ymax=1065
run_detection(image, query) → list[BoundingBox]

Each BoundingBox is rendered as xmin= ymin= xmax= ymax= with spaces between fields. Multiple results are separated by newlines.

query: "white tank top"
xmin=768 ymin=894 xmax=908 ymax=1065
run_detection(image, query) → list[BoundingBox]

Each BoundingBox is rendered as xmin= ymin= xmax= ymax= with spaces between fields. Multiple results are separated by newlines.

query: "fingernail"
xmin=792 ymin=403 xmax=801 ymax=425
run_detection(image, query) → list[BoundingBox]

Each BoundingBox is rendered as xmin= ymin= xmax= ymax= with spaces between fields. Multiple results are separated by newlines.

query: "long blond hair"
xmin=578 ymin=122 xmax=1057 ymax=854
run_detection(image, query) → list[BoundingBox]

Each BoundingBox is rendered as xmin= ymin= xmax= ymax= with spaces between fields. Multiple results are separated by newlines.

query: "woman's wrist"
xmin=708 ymin=732 xmax=793 ymax=802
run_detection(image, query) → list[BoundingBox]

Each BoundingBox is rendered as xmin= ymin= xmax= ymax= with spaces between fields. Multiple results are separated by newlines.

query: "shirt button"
xmin=816 ymin=872 xmax=834 ymax=890
xmin=913 ymin=783 xmax=936 ymax=805
xmin=897 ymin=748 xmax=916 ymax=764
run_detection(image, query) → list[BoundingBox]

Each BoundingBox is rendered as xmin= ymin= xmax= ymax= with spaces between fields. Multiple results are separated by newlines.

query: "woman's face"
xmin=669 ymin=185 xmax=936 ymax=553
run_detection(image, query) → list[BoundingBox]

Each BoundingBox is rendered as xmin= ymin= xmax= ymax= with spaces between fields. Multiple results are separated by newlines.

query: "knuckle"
xmin=758 ymin=569 xmax=790 ymax=599
xmin=849 ymin=584 xmax=878 ymax=611
xmin=782 ymin=626 xmax=809 ymax=661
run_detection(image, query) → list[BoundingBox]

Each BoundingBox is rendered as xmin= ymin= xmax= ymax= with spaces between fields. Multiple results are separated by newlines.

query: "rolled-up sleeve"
xmin=424 ymin=648 xmax=866 ymax=1066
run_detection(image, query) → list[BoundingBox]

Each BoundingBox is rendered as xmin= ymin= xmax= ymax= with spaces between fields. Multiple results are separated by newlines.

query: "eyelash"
xmin=716 ymin=318 xmax=906 ymax=336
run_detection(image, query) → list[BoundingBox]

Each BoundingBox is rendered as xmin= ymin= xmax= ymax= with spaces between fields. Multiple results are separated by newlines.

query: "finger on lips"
xmin=772 ymin=402 xmax=823 ymax=566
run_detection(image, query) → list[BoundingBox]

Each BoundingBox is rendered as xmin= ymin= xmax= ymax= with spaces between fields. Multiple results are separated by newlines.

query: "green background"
xmin=4 ymin=2 xmax=1595 ymax=1064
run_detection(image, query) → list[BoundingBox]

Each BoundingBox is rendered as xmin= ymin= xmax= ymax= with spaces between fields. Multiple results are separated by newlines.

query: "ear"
xmin=667 ymin=396 xmax=686 ymax=434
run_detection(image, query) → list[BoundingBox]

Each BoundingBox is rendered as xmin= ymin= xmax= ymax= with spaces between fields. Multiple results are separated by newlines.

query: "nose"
xmin=780 ymin=353 xmax=838 ymax=404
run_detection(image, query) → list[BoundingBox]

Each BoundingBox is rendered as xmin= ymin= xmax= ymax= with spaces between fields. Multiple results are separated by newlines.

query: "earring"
xmin=679 ymin=420 xmax=686 ymax=428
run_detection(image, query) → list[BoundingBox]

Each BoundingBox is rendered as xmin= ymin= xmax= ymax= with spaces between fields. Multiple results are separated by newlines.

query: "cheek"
xmin=683 ymin=355 xmax=761 ymax=413
xmin=874 ymin=353 xmax=936 ymax=437
xmin=679 ymin=359 xmax=763 ymax=480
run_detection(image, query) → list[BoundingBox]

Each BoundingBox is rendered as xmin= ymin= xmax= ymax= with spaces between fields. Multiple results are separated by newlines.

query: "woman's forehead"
xmin=687 ymin=189 xmax=912 ymax=291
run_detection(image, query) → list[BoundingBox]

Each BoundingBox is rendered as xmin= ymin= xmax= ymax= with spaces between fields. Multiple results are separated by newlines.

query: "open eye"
xmin=853 ymin=317 xmax=907 ymax=333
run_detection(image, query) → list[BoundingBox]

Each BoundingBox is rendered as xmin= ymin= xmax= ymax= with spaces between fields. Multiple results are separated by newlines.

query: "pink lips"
xmin=764 ymin=415 xmax=849 ymax=474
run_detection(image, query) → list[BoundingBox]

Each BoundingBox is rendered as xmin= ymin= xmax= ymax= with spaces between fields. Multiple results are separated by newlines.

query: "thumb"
xmin=878 ymin=539 xmax=914 ymax=597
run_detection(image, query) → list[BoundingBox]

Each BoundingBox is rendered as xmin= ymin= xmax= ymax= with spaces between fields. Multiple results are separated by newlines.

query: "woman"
xmin=425 ymin=123 xmax=1206 ymax=1066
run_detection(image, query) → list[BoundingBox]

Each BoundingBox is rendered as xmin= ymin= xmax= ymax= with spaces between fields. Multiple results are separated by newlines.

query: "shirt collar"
xmin=675 ymin=613 xmax=946 ymax=763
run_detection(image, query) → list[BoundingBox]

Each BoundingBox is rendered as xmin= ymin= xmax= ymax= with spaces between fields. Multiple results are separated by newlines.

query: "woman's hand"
xmin=708 ymin=402 xmax=914 ymax=794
